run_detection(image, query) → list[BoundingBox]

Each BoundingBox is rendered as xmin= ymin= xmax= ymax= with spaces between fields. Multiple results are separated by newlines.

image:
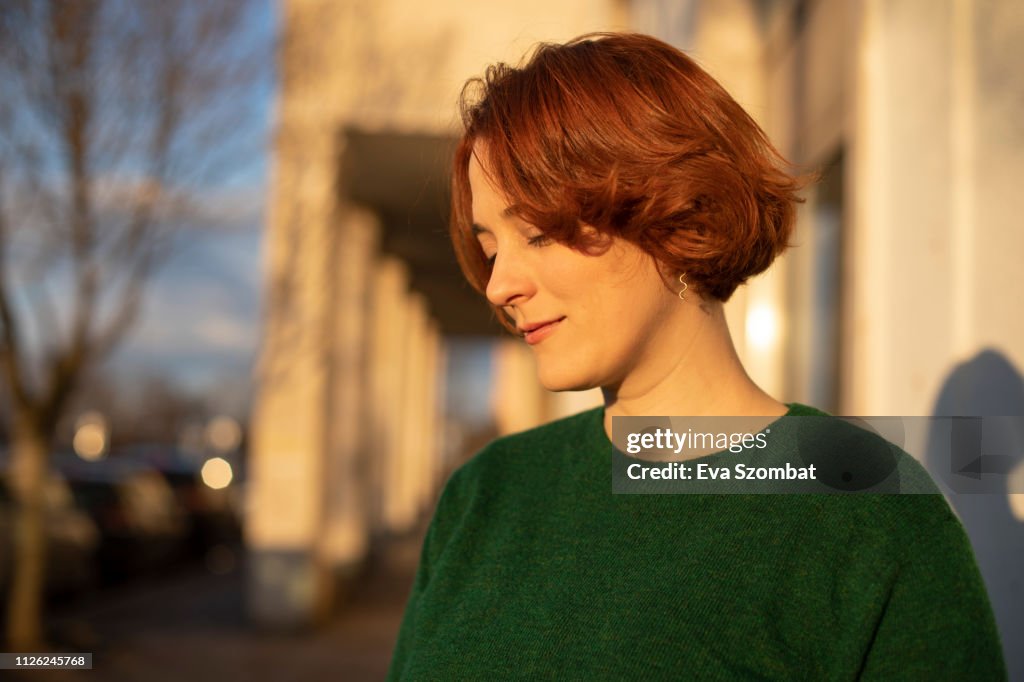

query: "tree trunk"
xmin=6 ymin=423 xmax=50 ymax=650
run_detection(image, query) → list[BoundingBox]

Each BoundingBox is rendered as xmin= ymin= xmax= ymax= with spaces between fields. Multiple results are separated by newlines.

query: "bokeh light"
xmin=206 ymin=415 xmax=242 ymax=453
xmin=73 ymin=411 xmax=108 ymax=461
xmin=745 ymin=304 xmax=779 ymax=351
xmin=201 ymin=456 xmax=234 ymax=490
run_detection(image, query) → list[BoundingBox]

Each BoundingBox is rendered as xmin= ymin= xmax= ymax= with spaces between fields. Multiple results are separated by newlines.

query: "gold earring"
xmin=678 ymin=273 xmax=688 ymax=301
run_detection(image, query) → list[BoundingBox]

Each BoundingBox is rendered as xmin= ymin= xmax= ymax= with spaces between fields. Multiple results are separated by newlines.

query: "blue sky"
xmin=101 ymin=0 xmax=275 ymax=419
xmin=110 ymin=196 xmax=265 ymax=414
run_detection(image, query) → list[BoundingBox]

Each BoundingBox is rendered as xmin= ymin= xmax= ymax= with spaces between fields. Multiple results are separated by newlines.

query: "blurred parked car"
xmin=53 ymin=453 xmax=187 ymax=584
xmin=0 ymin=469 xmax=100 ymax=601
xmin=114 ymin=444 xmax=242 ymax=557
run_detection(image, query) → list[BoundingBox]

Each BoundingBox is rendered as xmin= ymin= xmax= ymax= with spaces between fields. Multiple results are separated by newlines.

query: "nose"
xmin=485 ymin=251 xmax=533 ymax=309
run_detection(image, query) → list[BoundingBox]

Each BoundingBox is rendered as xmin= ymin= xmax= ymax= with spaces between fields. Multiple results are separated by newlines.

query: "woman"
xmin=388 ymin=33 xmax=1005 ymax=680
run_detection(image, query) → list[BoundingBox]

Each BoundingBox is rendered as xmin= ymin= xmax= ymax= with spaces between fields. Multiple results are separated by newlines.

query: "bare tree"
xmin=0 ymin=0 xmax=268 ymax=648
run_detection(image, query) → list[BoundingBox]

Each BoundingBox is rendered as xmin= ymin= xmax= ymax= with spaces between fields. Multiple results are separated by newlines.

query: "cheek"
xmin=607 ymin=278 xmax=675 ymax=347
xmin=541 ymin=244 xmax=668 ymax=332
xmin=541 ymin=254 xmax=601 ymax=306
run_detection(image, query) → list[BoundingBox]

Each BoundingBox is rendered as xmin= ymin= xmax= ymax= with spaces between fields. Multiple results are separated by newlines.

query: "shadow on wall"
xmin=926 ymin=348 xmax=1024 ymax=680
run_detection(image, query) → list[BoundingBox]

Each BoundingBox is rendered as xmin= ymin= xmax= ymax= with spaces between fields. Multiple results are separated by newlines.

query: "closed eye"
xmin=482 ymin=232 xmax=550 ymax=267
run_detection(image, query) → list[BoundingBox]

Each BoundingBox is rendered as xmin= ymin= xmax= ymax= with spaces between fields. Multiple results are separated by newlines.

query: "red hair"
xmin=451 ymin=32 xmax=810 ymax=330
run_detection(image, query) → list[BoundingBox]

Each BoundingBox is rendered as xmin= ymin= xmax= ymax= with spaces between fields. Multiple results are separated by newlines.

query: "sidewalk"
xmin=11 ymin=525 xmax=426 ymax=682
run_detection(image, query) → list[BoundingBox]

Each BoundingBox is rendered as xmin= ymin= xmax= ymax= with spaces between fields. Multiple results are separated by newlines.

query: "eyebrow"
xmin=471 ymin=206 xmax=521 ymax=236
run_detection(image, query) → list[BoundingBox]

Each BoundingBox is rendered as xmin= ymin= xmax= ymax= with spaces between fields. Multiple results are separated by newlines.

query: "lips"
xmin=520 ymin=317 xmax=566 ymax=345
xmin=519 ymin=317 xmax=564 ymax=333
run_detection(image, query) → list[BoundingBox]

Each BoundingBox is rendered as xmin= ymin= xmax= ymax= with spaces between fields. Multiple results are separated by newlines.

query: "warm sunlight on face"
xmin=468 ymin=143 xmax=684 ymax=392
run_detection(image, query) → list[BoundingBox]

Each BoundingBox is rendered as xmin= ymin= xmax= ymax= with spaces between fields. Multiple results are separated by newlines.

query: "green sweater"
xmin=388 ymin=404 xmax=1006 ymax=680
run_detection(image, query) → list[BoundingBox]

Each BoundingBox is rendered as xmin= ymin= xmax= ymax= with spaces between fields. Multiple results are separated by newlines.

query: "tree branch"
xmin=0 ymin=169 xmax=33 ymax=410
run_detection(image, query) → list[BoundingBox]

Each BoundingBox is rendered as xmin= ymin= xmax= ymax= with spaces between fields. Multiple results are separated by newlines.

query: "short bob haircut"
xmin=451 ymin=32 xmax=810 ymax=331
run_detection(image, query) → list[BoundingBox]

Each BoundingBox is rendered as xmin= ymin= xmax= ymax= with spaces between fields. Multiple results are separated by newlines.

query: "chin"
xmin=535 ymin=362 xmax=600 ymax=393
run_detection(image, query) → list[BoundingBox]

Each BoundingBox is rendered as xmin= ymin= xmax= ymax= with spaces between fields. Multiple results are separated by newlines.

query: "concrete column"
xmin=412 ymin=297 xmax=435 ymax=522
xmin=395 ymin=292 xmax=428 ymax=532
xmin=368 ymin=256 xmax=410 ymax=536
xmin=432 ymin=334 xmax=450 ymax=489
xmin=247 ymin=131 xmax=338 ymax=629
xmin=370 ymin=270 xmax=436 ymax=535
xmin=421 ymin=321 xmax=443 ymax=505
xmin=851 ymin=0 xmax=960 ymax=415
xmin=416 ymin=317 xmax=442 ymax=516
xmin=319 ymin=205 xmax=380 ymax=589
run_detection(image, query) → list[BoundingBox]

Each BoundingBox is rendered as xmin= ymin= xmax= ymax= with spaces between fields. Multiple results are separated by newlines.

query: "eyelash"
xmin=484 ymin=234 xmax=551 ymax=266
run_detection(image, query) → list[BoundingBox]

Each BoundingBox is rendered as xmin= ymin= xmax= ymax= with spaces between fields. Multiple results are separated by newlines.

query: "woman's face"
xmin=468 ymin=145 xmax=685 ymax=392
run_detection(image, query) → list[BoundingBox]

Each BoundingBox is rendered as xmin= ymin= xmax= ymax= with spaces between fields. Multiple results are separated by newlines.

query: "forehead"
xmin=468 ymin=145 xmax=500 ymax=196
xmin=466 ymin=149 xmax=488 ymax=195
xmin=467 ymin=145 xmax=515 ymax=223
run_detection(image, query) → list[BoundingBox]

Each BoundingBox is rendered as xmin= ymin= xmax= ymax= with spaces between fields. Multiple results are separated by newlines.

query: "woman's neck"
xmin=600 ymin=299 xmax=786 ymax=438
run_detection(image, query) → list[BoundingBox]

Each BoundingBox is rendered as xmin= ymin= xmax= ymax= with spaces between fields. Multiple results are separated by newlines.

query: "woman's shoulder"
xmin=438 ymin=406 xmax=604 ymax=498
xmin=461 ymin=406 xmax=602 ymax=469
xmin=782 ymin=403 xmax=945 ymax=495
xmin=765 ymin=404 xmax=960 ymax=542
